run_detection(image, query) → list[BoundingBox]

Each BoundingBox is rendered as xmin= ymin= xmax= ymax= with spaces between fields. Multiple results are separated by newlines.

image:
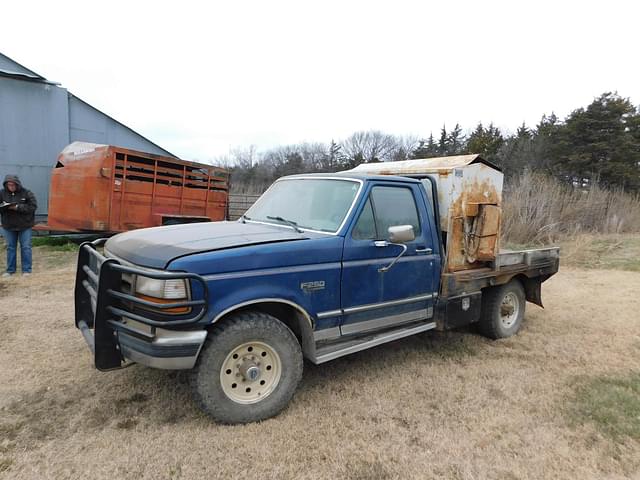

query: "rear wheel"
xmin=478 ymin=280 xmax=526 ymax=339
xmin=191 ymin=311 xmax=303 ymax=424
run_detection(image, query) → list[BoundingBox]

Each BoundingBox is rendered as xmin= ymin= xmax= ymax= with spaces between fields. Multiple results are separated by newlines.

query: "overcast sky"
xmin=2 ymin=0 xmax=639 ymax=162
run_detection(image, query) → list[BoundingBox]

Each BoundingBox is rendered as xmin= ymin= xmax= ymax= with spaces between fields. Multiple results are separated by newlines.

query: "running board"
xmin=311 ymin=321 xmax=437 ymax=364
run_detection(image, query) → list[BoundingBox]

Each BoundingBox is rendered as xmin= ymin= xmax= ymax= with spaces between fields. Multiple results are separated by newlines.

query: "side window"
xmin=371 ymin=186 xmax=421 ymax=239
xmin=352 ymin=198 xmax=376 ymax=240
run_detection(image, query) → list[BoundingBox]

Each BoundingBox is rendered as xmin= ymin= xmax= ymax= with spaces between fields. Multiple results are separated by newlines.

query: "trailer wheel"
xmin=478 ymin=280 xmax=526 ymax=339
xmin=191 ymin=311 xmax=303 ymax=424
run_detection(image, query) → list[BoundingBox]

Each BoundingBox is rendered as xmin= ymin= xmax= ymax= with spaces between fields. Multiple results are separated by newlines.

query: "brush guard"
xmin=74 ymin=239 xmax=209 ymax=371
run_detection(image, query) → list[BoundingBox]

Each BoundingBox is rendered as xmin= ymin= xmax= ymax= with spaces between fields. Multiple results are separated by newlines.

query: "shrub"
xmin=502 ymin=171 xmax=640 ymax=245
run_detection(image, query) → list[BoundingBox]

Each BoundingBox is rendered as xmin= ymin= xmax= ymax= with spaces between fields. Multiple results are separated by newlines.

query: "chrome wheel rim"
xmin=500 ymin=292 xmax=520 ymax=328
xmin=220 ymin=341 xmax=282 ymax=404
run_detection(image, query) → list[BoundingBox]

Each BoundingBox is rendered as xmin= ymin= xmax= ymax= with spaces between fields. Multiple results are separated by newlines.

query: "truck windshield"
xmin=245 ymin=178 xmax=361 ymax=233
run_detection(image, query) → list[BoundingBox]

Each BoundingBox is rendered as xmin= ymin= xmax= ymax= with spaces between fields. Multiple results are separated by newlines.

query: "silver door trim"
xmin=316 ymin=293 xmax=436 ymax=320
xmin=343 ymin=293 xmax=434 ymax=315
xmin=316 ymin=309 xmax=343 ymax=319
xmin=341 ymin=307 xmax=433 ymax=335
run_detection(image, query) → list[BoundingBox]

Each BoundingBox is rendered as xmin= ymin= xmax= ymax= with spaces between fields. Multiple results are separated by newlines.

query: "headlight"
xmin=135 ymin=277 xmax=188 ymax=300
xmin=133 ymin=276 xmax=191 ymax=315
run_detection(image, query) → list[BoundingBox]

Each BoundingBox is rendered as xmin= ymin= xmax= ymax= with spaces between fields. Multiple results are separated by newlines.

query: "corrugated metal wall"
xmin=68 ymin=95 xmax=171 ymax=154
xmin=0 ymin=58 xmax=174 ymax=220
xmin=0 ymin=76 xmax=70 ymax=219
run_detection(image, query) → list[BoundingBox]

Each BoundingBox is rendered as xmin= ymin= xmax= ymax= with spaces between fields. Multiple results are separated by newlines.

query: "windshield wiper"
xmin=240 ymin=214 xmax=251 ymax=223
xmin=267 ymin=216 xmax=303 ymax=233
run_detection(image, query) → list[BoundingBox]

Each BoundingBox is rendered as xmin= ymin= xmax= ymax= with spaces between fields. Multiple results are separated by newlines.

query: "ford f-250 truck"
xmin=74 ymin=154 xmax=559 ymax=424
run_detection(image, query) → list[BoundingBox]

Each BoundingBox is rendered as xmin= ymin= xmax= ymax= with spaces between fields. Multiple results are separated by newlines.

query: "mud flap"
xmin=523 ymin=278 xmax=543 ymax=308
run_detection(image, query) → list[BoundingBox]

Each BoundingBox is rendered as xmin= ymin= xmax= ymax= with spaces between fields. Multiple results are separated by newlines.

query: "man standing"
xmin=1 ymin=175 xmax=37 ymax=277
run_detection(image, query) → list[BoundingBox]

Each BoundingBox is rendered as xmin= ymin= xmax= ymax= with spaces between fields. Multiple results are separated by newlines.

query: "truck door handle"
xmin=416 ymin=247 xmax=432 ymax=254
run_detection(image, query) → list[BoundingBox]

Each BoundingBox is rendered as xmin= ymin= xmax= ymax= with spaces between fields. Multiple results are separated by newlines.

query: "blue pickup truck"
xmin=75 ymin=157 xmax=559 ymax=423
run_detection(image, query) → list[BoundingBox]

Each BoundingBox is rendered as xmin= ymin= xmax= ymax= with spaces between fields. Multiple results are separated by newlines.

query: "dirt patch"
xmin=0 ymin=244 xmax=639 ymax=479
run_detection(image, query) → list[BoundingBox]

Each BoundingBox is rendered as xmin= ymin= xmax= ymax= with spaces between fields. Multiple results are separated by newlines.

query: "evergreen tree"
xmin=411 ymin=133 xmax=438 ymax=158
xmin=465 ymin=122 xmax=504 ymax=161
xmin=516 ymin=122 xmax=531 ymax=139
xmin=466 ymin=122 xmax=485 ymax=153
xmin=426 ymin=133 xmax=437 ymax=155
xmin=447 ymin=123 xmax=464 ymax=154
xmin=555 ymin=92 xmax=640 ymax=190
xmin=438 ymin=125 xmax=448 ymax=155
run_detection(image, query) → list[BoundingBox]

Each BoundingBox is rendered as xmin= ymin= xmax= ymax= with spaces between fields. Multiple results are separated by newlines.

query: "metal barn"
xmin=0 ymin=52 xmax=175 ymax=221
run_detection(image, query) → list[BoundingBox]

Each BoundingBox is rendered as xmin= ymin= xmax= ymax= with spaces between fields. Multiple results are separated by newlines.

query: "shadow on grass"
xmin=0 ymin=368 xmax=202 ymax=453
xmin=301 ymin=328 xmax=483 ymax=391
xmin=0 ymin=328 xmax=487 ymax=448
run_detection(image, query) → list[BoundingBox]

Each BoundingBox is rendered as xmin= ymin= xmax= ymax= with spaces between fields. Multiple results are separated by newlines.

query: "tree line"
xmin=218 ymin=92 xmax=640 ymax=193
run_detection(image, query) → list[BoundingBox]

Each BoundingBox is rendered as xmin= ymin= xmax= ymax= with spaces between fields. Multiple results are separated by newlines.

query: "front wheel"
xmin=191 ymin=311 xmax=303 ymax=424
xmin=478 ymin=280 xmax=526 ymax=339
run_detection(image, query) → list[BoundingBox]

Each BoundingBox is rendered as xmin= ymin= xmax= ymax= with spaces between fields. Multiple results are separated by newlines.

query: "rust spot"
xmin=445 ymin=178 xmax=502 ymax=273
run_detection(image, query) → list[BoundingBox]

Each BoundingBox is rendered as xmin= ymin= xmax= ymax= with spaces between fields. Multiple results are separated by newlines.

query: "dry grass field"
xmin=1 ymin=236 xmax=639 ymax=479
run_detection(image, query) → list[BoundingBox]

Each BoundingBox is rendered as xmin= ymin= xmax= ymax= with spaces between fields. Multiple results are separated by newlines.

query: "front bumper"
xmin=117 ymin=320 xmax=207 ymax=369
xmin=75 ymin=239 xmax=209 ymax=371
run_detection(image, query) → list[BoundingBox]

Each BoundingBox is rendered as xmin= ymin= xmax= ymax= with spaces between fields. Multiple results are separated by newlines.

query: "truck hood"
xmin=104 ymin=221 xmax=309 ymax=269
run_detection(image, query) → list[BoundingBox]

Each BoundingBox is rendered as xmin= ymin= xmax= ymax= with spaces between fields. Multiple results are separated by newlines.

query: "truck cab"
xmin=75 ymin=156 xmax=559 ymax=424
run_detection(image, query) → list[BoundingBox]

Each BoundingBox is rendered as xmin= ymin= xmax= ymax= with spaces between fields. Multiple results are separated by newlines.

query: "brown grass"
xmin=502 ymin=171 xmax=640 ymax=245
xmin=555 ymin=233 xmax=640 ymax=272
xmin=1 ymin=243 xmax=639 ymax=479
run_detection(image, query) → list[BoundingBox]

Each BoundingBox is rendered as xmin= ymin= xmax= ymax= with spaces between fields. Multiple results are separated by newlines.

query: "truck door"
xmin=340 ymin=183 xmax=439 ymax=335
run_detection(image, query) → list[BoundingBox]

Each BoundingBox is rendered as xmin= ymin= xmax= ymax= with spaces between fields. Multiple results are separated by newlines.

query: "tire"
xmin=191 ymin=311 xmax=303 ymax=424
xmin=478 ymin=280 xmax=526 ymax=339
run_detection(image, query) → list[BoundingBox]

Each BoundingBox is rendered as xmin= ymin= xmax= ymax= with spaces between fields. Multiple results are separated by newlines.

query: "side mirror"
xmin=374 ymin=225 xmax=416 ymax=273
xmin=388 ymin=225 xmax=415 ymax=243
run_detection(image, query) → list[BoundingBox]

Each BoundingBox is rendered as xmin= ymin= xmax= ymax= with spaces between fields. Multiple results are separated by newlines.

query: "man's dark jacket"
xmin=1 ymin=175 xmax=38 ymax=231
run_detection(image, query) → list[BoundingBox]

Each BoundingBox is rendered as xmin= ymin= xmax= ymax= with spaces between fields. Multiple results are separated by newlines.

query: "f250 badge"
xmin=300 ymin=281 xmax=325 ymax=292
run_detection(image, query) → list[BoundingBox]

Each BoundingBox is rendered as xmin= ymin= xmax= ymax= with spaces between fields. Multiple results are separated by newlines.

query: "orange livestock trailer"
xmin=46 ymin=142 xmax=229 ymax=232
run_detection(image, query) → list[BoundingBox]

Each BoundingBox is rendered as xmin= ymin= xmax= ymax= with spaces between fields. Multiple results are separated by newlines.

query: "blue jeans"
xmin=2 ymin=228 xmax=32 ymax=273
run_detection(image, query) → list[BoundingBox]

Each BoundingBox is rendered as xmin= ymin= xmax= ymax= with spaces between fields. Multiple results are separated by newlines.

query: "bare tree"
xmin=340 ymin=131 xmax=399 ymax=165
xmin=390 ymin=135 xmax=420 ymax=161
xmin=230 ymin=145 xmax=258 ymax=169
xmin=298 ymin=142 xmax=330 ymax=172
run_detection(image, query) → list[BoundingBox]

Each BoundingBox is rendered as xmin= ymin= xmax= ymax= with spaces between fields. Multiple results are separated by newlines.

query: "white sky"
xmin=2 ymin=0 xmax=639 ymax=162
